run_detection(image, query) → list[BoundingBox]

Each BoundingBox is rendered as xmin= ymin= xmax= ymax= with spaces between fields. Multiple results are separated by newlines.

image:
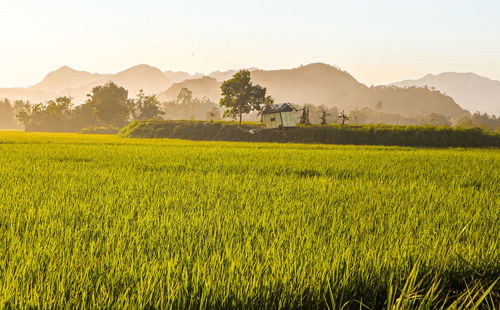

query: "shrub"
xmin=120 ymin=120 xmax=500 ymax=148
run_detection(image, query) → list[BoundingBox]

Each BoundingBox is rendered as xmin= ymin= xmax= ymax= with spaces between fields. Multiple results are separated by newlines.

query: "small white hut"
xmin=262 ymin=103 xmax=297 ymax=129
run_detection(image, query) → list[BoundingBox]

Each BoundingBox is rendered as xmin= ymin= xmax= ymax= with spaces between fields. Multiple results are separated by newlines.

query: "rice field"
xmin=0 ymin=131 xmax=498 ymax=309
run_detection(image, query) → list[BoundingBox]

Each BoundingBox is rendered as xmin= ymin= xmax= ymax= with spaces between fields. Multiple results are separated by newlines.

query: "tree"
xmin=162 ymin=89 xmax=220 ymax=121
xmin=176 ymin=88 xmax=193 ymax=105
xmin=72 ymin=101 xmax=98 ymax=129
xmin=298 ymin=105 xmax=311 ymax=125
xmin=338 ymin=110 xmax=350 ymax=126
xmin=259 ymin=96 xmax=274 ymax=123
xmin=41 ymin=96 xmax=74 ymax=131
xmin=206 ymin=106 xmax=221 ymax=122
xmin=87 ymin=82 xmax=129 ymax=127
xmin=13 ymin=100 xmax=26 ymax=114
xmin=45 ymin=97 xmax=73 ymax=119
xmin=131 ymin=90 xmax=165 ymax=121
xmin=219 ymin=70 xmax=267 ymax=125
xmin=263 ymin=95 xmax=274 ymax=108
xmin=16 ymin=102 xmax=43 ymax=131
xmin=319 ymin=106 xmax=331 ymax=125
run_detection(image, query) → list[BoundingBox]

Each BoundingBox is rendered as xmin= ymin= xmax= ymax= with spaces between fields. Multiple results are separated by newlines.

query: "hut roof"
xmin=262 ymin=103 xmax=297 ymax=115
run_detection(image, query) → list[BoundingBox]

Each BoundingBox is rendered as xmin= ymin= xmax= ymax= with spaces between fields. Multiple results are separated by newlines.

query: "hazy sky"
xmin=1 ymin=0 xmax=499 ymax=87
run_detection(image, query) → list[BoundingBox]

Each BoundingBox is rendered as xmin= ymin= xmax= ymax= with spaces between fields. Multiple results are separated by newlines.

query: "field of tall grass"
xmin=0 ymin=131 xmax=498 ymax=308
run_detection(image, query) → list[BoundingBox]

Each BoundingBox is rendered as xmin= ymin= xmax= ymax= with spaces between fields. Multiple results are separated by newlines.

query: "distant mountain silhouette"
xmin=71 ymin=64 xmax=173 ymax=100
xmin=0 ymin=88 xmax=58 ymax=104
xmin=208 ymin=68 xmax=259 ymax=82
xmin=157 ymin=77 xmax=221 ymax=102
xmin=391 ymin=72 xmax=500 ymax=116
xmin=159 ymin=63 xmax=468 ymax=119
xmin=0 ymin=64 xmax=181 ymax=103
xmin=0 ymin=66 xmax=107 ymax=103
xmin=0 ymin=63 xmax=471 ymax=119
xmin=105 ymin=64 xmax=171 ymax=94
xmin=32 ymin=66 xmax=111 ymax=93
xmin=163 ymin=71 xmax=204 ymax=84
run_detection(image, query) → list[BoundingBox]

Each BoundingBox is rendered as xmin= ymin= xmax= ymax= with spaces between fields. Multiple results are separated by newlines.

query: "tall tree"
xmin=87 ymin=82 xmax=129 ymax=127
xmin=72 ymin=101 xmax=98 ymax=129
xmin=131 ymin=90 xmax=165 ymax=121
xmin=44 ymin=97 xmax=73 ymax=119
xmin=219 ymin=70 xmax=267 ymax=125
xmin=41 ymin=97 xmax=74 ymax=131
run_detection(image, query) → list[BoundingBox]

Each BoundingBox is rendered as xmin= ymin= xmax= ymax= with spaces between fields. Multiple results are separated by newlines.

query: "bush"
xmin=120 ymin=120 xmax=500 ymax=148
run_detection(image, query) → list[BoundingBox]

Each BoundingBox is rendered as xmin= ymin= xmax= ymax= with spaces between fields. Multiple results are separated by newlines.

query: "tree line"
xmin=1 ymin=71 xmax=499 ymax=132
xmin=161 ymin=88 xmax=221 ymax=122
xmin=212 ymin=70 xmax=500 ymax=132
xmin=12 ymin=82 xmax=164 ymax=132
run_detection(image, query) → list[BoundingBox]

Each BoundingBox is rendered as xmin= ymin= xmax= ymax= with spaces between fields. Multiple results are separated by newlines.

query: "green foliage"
xmin=15 ymin=97 xmax=100 ymax=132
xmin=16 ymin=102 xmax=44 ymax=131
xmin=120 ymin=120 xmax=500 ymax=147
xmin=219 ymin=70 xmax=267 ymax=125
xmin=71 ymin=101 xmax=99 ymax=129
xmin=87 ymin=81 xmax=130 ymax=127
xmin=36 ymin=96 xmax=74 ymax=131
xmin=0 ymin=131 xmax=498 ymax=308
xmin=13 ymin=82 xmax=140 ymax=132
xmin=129 ymin=89 xmax=164 ymax=121
xmin=456 ymin=112 xmax=500 ymax=132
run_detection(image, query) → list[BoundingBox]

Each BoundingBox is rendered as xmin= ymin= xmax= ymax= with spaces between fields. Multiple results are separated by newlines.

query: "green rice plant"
xmin=0 ymin=131 xmax=498 ymax=308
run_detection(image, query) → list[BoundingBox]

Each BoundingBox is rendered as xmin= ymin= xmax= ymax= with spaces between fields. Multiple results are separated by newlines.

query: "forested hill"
xmin=158 ymin=63 xmax=469 ymax=119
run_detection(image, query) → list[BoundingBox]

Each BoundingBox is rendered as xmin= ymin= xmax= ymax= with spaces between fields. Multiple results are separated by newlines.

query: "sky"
xmin=1 ymin=0 xmax=499 ymax=87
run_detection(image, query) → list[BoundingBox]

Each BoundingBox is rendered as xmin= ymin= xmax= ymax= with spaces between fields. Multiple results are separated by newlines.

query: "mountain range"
xmin=0 ymin=65 xmax=181 ymax=104
xmin=158 ymin=64 xmax=468 ymax=119
xmin=1 ymin=63 xmax=498 ymax=118
xmin=391 ymin=73 xmax=500 ymax=116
